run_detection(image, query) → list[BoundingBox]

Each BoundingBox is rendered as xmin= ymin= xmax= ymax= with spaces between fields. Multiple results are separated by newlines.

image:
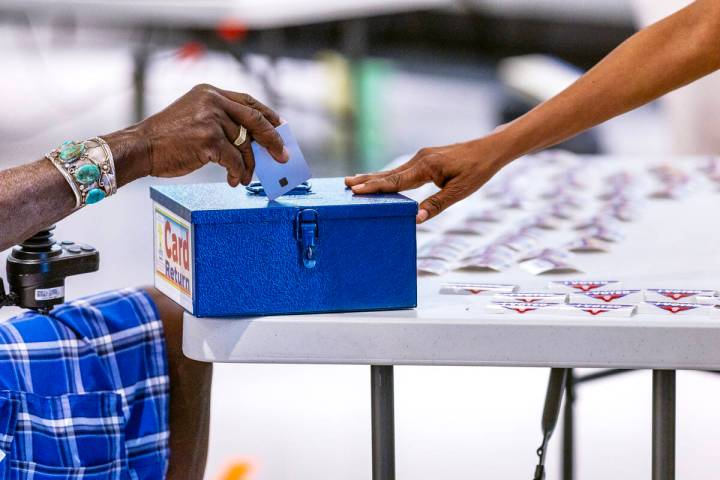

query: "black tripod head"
xmin=1 ymin=226 xmax=99 ymax=314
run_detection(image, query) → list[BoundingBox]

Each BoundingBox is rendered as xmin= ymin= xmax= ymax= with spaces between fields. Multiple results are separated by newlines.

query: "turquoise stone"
xmin=59 ymin=142 xmax=85 ymax=162
xmin=74 ymin=164 xmax=100 ymax=184
xmin=85 ymin=188 xmax=106 ymax=205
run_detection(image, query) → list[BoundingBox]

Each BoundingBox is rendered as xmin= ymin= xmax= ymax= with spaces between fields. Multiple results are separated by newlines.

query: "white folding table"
xmin=182 ymin=155 xmax=720 ymax=480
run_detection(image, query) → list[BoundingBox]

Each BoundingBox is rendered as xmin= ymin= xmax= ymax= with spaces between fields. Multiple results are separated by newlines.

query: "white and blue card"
xmin=251 ymin=123 xmax=312 ymax=201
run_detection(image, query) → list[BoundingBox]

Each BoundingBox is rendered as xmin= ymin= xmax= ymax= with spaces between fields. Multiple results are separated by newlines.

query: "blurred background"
xmin=1 ymin=0 xmax=720 ymax=479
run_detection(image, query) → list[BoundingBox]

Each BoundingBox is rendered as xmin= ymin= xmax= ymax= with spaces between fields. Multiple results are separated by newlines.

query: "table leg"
xmin=652 ymin=370 xmax=676 ymax=480
xmin=534 ymin=369 xmax=568 ymax=480
xmin=371 ymin=365 xmax=395 ymax=480
xmin=562 ymin=370 xmax=575 ymax=480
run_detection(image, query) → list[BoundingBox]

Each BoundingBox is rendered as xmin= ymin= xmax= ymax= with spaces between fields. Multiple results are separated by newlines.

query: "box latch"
xmin=295 ymin=209 xmax=319 ymax=269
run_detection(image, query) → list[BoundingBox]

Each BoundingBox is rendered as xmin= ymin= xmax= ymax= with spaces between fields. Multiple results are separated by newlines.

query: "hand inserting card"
xmin=251 ymin=123 xmax=312 ymax=200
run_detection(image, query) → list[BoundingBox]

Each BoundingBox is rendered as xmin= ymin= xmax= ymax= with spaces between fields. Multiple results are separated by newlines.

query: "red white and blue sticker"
xmin=519 ymin=256 xmax=581 ymax=276
xmin=565 ymin=237 xmax=610 ymax=253
xmin=644 ymin=302 xmax=712 ymax=315
xmin=645 ymin=289 xmax=716 ymax=302
xmin=488 ymin=302 xmax=636 ymax=317
xmin=571 ymin=289 xmax=642 ymax=304
xmin=549 ymin=280 xmax=620 ymax=292
xmin=493 ymin=293 xmax=567 ymax=304
xmin=418 ymin=258 xmax=452 ymax=276
xmin=440 ymin=282 xmax=517 ymax=295
xmin=561 ymin=303 xmax=636 ymax=317
xmin=487 ymin=302 xmax=559 ymax=314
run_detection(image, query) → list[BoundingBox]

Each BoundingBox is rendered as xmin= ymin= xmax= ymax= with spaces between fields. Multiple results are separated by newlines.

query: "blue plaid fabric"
xmin=0 ymin=288 xmax=169 ymax=479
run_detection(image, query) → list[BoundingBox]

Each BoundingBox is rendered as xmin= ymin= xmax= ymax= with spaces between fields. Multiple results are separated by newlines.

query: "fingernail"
xmin=351 ymin=183 xmax=366 ymax=192
xmin=416 ymin=209 xmax=429 ymax=223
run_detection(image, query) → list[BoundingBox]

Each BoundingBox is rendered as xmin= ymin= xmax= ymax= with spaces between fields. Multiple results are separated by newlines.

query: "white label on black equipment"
xmin=35 ymin=286 xmax=64 ymax=301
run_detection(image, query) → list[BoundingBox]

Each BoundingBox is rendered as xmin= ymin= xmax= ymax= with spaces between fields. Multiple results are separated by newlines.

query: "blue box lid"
xmin=150 ymin=177 xmax=418 ymax=224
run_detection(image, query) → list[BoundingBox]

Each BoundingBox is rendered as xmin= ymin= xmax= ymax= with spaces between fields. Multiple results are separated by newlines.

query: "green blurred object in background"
xmin=318 ymin=52 xmax=393 ymax=173
xmin=352 ymin=57 xmax=392 ymax=172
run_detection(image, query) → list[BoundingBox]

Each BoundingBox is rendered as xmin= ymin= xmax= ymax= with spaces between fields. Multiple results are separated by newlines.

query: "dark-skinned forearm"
xmin=0 ymin=159 xmax=75 ymax=251
xmin=0 ymin=128 xmax=148 ymax=251
xmin=490 ymin=0 xmax=720 ymax=165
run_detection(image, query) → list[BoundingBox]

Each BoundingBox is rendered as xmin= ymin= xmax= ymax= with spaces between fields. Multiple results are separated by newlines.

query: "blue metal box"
xmin=150 ymin=178 xmax=418 ymax=317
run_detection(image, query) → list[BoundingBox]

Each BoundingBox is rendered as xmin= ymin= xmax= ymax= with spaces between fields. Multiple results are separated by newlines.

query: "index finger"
xmin=417 ymin=181 xmax=468 ymax=223
xmin=344 ymin=162 xmax=415 ymax=187
xmin=350 ymin=168 xmax=425 ymax=194
xmin=217 ymin=96 xmax=288 ymax=163
xmin=218 ymin=89 xmax=282 ymax=127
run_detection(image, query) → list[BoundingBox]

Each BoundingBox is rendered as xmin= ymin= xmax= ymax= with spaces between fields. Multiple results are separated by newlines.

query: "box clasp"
xmin=295 ymin=209 xmax=319 ymax=269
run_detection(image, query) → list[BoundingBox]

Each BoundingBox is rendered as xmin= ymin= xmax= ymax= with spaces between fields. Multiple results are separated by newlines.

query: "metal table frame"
xmin=367 ymin=366 xmax=678 ymax=480
xmin=371 ymin=365 xmax=395 ymax=480
xmin=555 ymin=367 xmax=720 ymax=480
xmin=652 ymin=370 xmax=675 ymax=480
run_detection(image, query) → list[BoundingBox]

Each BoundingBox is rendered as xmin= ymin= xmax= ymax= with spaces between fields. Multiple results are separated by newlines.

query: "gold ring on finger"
xmin=234 ymin=125 xmax=248 ymax=147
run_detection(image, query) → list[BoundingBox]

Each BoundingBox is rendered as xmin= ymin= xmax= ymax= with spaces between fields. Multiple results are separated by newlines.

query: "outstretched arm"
xmin=346 ymin=0 xmax=720 ymax=222
xmin=0 ymin=84 xmax=288 ymax=251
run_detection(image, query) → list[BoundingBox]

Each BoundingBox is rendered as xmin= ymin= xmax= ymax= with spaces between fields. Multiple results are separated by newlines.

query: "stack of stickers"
xmin=415 ymin=154 xmax=720 ymax=278
xmin=414 ymin=152 xmax=646 ymax=276
xmin=417 ymin=230 xmax=541 ymax=275
xmin=439 ymin=280 xmax=720 ymax=318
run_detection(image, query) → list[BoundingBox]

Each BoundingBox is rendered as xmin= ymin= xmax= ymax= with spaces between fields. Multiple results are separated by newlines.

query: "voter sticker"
xmin=417 ymin=258 xmax=452 ymax=276
xmin=560 ymin=303 xmax=636 ymax=317
xmin=570 ymin=289 xmax=642 ymax=304
xmin=585 ymin=226 xmax=624 ymax=243
xmin=459 ymin=254 xmax=511 ymax=272
xmin=642 ymin=302 xmax=720 ymax=316
xmin=653 ymin=303 xmax=698 ymax=314
xmin=440 ymin=283 xmax=517 ymax=295
xmin=525 ymin=214 xmax=562 ymax=230
xmin=519 ymin=258 xmax=581 ymax=276
xmin=697 ymin=294 xmax=719 ymax=305
xmin=565 ymin=237 xmax=610 ymax=253
xmin=492 ymin=292 xmax=567 ymax=304
xmin=445 ymin=219 xmax=489 ymax=235
xmin=549 ymin=280 xmax=620 ymax=293
xmin=35 ymin=286 xmax=64 ymax=301
xmin=418 ymin=236 xmax=469 ymax=261
xmin=154 ymin=203 xmax=194 ymax=313
xmin=645 ymin=289 xmax=716 ymax=302
xmin=487 ymin=302 xmax=559 ymax=314
xmin=466 ymin=209 xmax=502 ymax=223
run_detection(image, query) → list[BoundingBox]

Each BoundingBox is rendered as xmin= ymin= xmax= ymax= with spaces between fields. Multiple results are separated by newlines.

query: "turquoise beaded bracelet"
xmin=46 ymin=137 xmax=117 ymax=209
